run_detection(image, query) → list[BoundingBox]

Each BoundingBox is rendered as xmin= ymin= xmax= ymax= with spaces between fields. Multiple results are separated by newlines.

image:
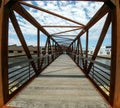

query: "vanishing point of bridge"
xmin=0 ymin=0 xmax=120 ymax=108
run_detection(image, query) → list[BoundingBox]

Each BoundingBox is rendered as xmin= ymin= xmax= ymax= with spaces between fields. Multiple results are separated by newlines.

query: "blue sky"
xmin=8 ymin=1 xmax=111 ymax=48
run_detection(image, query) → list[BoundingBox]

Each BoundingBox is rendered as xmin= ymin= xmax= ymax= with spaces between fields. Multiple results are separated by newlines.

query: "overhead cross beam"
xmin=42 ymin=25 xmax=82 ymax=28
xmin=69 ymin=4 xmax=110 ymax=47
xmin=12 ymin=3 xmax=60 ymax=48
xmin=58 ymin=40 xmax=72 ymax=42
xmin=53 ymin=36 xmax=74 ymax=40
xmin=19 ymin=1 xmax=85 ymax=26
xmin=51 ymin=28 xmax=82 ymax=36
xmin=53 ymin=35 xmax=77 ymax=37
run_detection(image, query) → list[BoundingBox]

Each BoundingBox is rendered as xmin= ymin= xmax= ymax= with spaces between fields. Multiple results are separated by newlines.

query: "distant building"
xmin=8 ymin=44 xmax=56 ymax=56
xmin=105 ymin=46 xmax=111 ymax=56
xmin=8 ymin=44 xmax=42 ymax=56
xmin=88 ymin=46 xmax=111 ymax=56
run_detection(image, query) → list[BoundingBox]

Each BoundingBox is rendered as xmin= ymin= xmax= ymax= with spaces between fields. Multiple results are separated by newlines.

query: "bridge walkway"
xmin=7 ymin=54 xmax=109 ymax=108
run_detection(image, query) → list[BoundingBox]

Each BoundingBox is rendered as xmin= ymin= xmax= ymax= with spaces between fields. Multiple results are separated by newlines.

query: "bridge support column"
xmin=37 ymin=29 xmax=40 ymax=71
xmin=0 ymin=0 xmax=9 ymax=106
xmin=110 ymin=0 xmax=120 ymax=108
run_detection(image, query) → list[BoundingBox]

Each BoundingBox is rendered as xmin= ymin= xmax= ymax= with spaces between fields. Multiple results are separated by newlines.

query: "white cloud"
xmin=9 ymin=1 xmax=105 ymax=46
xmin=8 ymin=37 xmax=21 ymax=46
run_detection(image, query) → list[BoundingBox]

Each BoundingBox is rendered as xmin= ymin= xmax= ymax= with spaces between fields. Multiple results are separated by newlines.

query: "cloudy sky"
xmin=8 ymin=0 xmax=111 ymax=48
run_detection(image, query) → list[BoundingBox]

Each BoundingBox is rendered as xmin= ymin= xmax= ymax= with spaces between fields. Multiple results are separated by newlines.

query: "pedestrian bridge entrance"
xmin=0 ymin=0 xmax=120 ymax=108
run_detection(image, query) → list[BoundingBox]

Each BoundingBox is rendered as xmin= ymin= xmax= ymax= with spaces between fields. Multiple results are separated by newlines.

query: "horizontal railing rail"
xmin=68 ymin=53 xmax=110 ymax=70
xmin=67 ymin=52 xmax=111 ymax=99
xmin=8 ymin=53 xmax=37 ymax=58
xmin=8 ymin=52 xmax=62 ymax=96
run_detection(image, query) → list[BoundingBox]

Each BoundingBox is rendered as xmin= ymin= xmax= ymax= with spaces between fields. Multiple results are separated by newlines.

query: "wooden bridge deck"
xmin=7 ymin=54 xmax=109 ymax=108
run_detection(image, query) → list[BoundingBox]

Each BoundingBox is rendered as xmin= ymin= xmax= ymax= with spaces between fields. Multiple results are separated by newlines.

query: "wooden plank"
xmin=0 ymin=0 xmax=9 ymax=106
xmin=19 ymin=1 xmax=85 ymax=26
xmin=9 ymin=10 xmax=38 ymax=75
xmin=87 ymin=13 xmax=111 ymax=75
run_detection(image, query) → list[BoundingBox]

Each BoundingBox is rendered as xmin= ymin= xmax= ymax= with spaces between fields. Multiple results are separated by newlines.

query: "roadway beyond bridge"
xmin=7 ymin=54 xmax=109 ymax=108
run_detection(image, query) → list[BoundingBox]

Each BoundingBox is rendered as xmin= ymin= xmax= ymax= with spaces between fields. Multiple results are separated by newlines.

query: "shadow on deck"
xmin=7 ymin=54 xmax=110 ymax=108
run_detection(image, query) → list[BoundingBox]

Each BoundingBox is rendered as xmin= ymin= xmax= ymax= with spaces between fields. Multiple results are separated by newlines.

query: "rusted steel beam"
xmin=110 ymin=0 xmax=116 ymax=5
xmin=87 ymin=12 xmax=111 ymax=75
xmin=18 ymin=0 xmax=104 ymax=1
xmin=57 ymin=42 xmax=72 ymax=45
xmin=55 ymin=43 xmax=57 ymax=53
xmin=56 ymin=40 xmax=73 ymax=43
xmin=0 ymin=0 xmax=12 ymax=6
xmin=48 ymin=38 xmax=51 ymax=63
xmin=76 ymin=0 xmax=115 ymax=3
xmin=109 ymin=1 xmax=120 ymax=107
xmin=69 ymin=4 xmax=110 ymax=47
xmin=51 ymin=28 xmax=81 ymax=36
xmin=79 ymin=38 xmax=85 ymax=68
xmin=52 ymin=35 xmax=77 ymax=37
xmin=57 ymin=40 xmax=72 ymax=44
xmin=19 ymin=1 xmax=85 ymax=26
xmin=109 ymin=7 xmax=116 ymax=107
xmin=76 ymin=39 xmax=80 ymax=64
xmin=73 ymin=0 xmax=104 ymax=1
xmin=71 ymin=44 xmax=73 ymax=52
xmin=53 ymin=36 xmax=74 ymax=40
xmin=49 ymin=40 xmax=52 ymax=54
xmin=85 ymin=30 xmax=89 ymax=71
xmin=42 ymin=25 xmax=82 ymax=28
xmin=40 ymin=38 xmax=49 ymax=68
xmin=9 ymin=10 xmax=38 ymax=75
xmin=105 ymin=0 xmax=116 ymax=8
xmin=4 ymin=0 xmax=10 ymax=5
xmin=37 ymin=29 xmax=40 ymax=71
xmin=47 ymin=38 xmax=50 ymax=63
xmin=0 ymin=1 xmax=9 ymax=106
xmin=83 ymin=4 xmax=110 ymax=34
xmin=12 ymin=3 xmax=60 ymax=48
xmin=77 ymin=0 xmax=114 ymax=2
xmin=51 ymin=40 xmax=54 ymax=60
xmin=73 ymin=41 xmax=76 ymax=61
xmin=48 ymin=38 xmax=52 ymax=62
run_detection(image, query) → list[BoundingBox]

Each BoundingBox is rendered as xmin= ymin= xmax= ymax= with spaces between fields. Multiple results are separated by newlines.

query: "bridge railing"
xmin=8 ymin=52 xmax=62 ymax=98
xmin=68 ymin=52 xmax=111 ymax=100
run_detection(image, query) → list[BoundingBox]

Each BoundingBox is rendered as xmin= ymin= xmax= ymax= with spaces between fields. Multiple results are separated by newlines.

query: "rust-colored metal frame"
xmin=0 ymin=0 xmax=120 ymax=108
xmin=67 ymin=1 xmax=120 ymax=108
